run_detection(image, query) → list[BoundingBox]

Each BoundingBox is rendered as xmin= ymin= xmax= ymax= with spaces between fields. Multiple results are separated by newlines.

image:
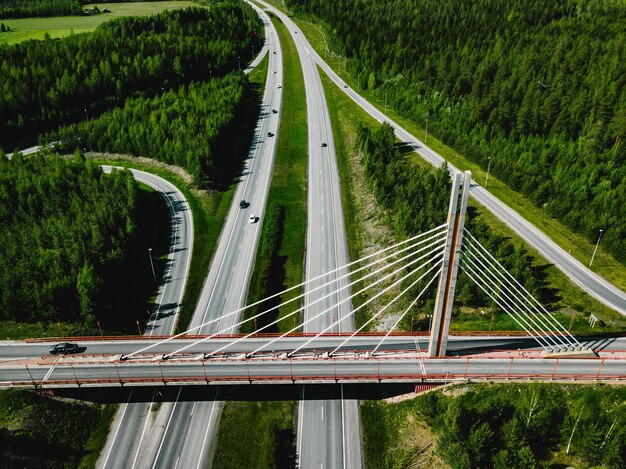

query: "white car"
xmin=249 ymin=214 xmax=257 ymax=224
xmin=276 ymin=84 xmax=281 ymax=89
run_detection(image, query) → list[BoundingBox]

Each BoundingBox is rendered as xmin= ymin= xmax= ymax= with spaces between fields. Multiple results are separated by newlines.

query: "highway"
xmin=2 ymin=335 xmax=625 ymax=359
xmin=95 ymin=168 xmax=193 ymax=469
xmin=257 ymin=1 xmax=364 ymax=467
xmin=117 ymin=6 xmax=283 ymax=469
xmin=270 ymin=12 xmax=626 ymax=316
xmin=2 ymin=349 xmax=625 ymax=386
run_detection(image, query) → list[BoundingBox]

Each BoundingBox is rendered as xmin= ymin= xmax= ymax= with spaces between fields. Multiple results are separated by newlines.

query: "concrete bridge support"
xmin=428 ymin=171 xmax=472 ymax=357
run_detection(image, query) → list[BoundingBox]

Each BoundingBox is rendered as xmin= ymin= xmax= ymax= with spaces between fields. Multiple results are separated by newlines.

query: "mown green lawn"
xmin=0 ymin=1 xmax=197 ymax=44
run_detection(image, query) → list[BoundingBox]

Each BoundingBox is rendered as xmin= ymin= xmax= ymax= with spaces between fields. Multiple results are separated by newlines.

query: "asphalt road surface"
xmin=114 ymin=7 xmax=284 ymax=469
xmin=94 ymin=167 xmax=192 ymax=469
xmin=2 ymin=335 xmax=625 ymax=360
xmin=257 ymin=2 xmax=364 ymax=467
xmin=3 ymin=348 xmax=625 ymax=385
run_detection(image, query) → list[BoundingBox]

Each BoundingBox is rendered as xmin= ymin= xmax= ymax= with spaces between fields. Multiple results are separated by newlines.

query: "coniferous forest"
xmin=0 ymin=3 xmax=261 ymax=151
xmin=0 ymin=0 xmax=82 ymax=19
xmin=0 ymin=1 xmax=262 ymax=327
xmin=51 ymin=74 xmax=248 ymax=185
xmin=286 ymin=0 xmax=626 ymax=263
xmin=0 ymin=152 xmax=137 ymax=323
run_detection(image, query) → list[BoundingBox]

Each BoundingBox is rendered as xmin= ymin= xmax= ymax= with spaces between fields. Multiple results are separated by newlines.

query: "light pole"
xmin=384 ymin=93 xmax=387 ymax=112
xmin=444 ymin=369 xmax=451 ymax=385
xmin=427 ymin=314 xmax=432 ymax=331
xmin=148 ymin=248 xmax=156 ymax=282
xmin=589 ymin=229 xmax=604 ymax=267
xmin=485 ymin=157 xmax=493 ymax=188
xmin=238 ymin=56 xmax=240 ymax=71
xmin=84 ymin=108 xmax=88 ymax=120
xmin=425 ymin=114 xmax=429 ymax=143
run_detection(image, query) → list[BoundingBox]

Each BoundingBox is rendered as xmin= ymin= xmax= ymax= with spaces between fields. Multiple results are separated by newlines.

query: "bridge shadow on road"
xmin=51 ymin=383 xmax=419 ymax=404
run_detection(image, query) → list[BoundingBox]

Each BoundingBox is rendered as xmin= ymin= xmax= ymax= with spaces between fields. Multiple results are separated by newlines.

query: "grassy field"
xmin=214 ymin=11 xmax=306 ymax=467
xmin=0 ymin=1 xmax=197 ymax=44
xmin=288 ymin=11 xmax=626 ymax=301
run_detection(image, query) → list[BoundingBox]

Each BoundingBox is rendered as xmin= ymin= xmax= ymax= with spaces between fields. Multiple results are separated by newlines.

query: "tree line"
xmin=51 ymin=73 xmax=248 ymax=186
xmin=416 ymin=384 xmax=625 ymax=468
xmin=356 ymin=123 xmax=547 ymax=319
xmin=0 ymin=0 xmax=82 ymax=19
xmin=0 ymin=3 xmax=262 ymax=149
xmin=0 ymin=151 xmax=137 ymax=324
xmin=0 ymin=0 xmax=174 ymax=19
xmin=287 ymin=0 xmax=626 ymax=263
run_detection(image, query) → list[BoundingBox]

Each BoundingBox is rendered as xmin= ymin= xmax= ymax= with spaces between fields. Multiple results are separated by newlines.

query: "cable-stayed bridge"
xmin=2 ymin=172 xmax=624 ymax=393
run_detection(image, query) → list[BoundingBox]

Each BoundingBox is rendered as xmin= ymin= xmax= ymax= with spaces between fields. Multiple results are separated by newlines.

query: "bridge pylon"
xmin=428 ymin=171 xmax=472 ymax=358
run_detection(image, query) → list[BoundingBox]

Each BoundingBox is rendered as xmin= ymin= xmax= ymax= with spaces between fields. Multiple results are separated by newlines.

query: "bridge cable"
xmin=329 ymin=262 xmax=443 ymax=356
xmin=164 ymin=234 xmax=447 ymax=358
xmin=123 ymin=223 xmax=447 ymax=359
xmin=371 ymin=269 xmax=441 ymax=355
xmin=463 ymin=230 xmax=581 ymax=346
xmin=462 ymin=230 xmax=581 ymax=348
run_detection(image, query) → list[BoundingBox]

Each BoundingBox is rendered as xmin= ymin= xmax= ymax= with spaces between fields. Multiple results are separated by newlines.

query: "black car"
xmin=268 ymin=131 xmax=274 ymax=137
xmin=239 ymin=200 xmax=248 ymax=209
xmin=321 ymin=142 xmax=328 ymax=147
xmin=272 ymin=109 xmax=278 ymax=114
xmin=49 ymin=342 xmax=79 ymax=355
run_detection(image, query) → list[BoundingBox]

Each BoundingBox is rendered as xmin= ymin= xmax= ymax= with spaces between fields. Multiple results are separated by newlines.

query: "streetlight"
xmin=485 ymin=157 xmax=493 ymax=188
xmin=444 ymin=369 xmax=451 ymax=385
xmin=84 ymin=108 xmax=88 ymax=120
xmin=427 ymin=314 xmax=432 ymax=331
xmin=384 ymin=93 xmax=387 ymax=112
xmin=238 ymin=56 xmax=240 ymax=70
xmin=589 ymin=229 xmax=604 ymax=267
xmin=424 ymin=114 xmax=429 ymax=143
xmin=148 ymin=248 xmax=156 ymax=282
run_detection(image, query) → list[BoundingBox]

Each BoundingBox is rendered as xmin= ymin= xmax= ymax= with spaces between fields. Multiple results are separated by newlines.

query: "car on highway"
xmin=239 ymin=200 xmax=248 ymax=209
xmin=268 ymin=131 xmax=274 ymax=137
xmin=321 ymin=142 xmax=327 ymax=147
xmin=249 ymin=214 xmax=257 ymax=224
xmin=49 ymin=342 xmax=79 ymax=355
xmin=276 ymin=84 xmax=281 ymax=89
xmin=272 ymin=109 xmax=278 ymax=114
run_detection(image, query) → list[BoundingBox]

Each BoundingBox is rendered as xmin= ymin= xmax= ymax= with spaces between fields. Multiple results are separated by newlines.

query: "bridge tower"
xmin=428 ymin=171 xmax=472 ymax=357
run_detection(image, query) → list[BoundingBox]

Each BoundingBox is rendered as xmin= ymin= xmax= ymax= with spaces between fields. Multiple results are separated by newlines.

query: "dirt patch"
xmin=394 ymin=409 xmax=448 ymax=469
xmin=86 ymin=152 xmax=194 ymax=183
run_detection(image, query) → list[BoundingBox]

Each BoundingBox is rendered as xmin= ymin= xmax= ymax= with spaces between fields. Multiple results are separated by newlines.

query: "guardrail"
xmin=4 ymin=371 xmax=625 ymax=390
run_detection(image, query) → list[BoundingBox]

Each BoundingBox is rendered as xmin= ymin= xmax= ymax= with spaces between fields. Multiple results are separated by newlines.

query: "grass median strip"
xmin=213 ymin=12 xmax=307 ymax=467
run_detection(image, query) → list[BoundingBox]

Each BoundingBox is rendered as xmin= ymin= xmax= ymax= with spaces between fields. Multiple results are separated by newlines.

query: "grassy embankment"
xmin=291 ymin=14 xmax=623 ymax=332
xmin=0 ymin=388 xmax=117 ymax=468
xmin=212 ymin=11 xmax=306 ymax=468
xmin=0 ymin=1 xmax=197 ymax=44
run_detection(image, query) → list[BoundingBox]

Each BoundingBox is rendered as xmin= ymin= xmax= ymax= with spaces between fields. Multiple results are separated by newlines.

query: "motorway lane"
xmin=256 ymin=2 xmax=363 ymax=467
xmin=3 ymin=335 xmax=626 ymax=359
xmin=96 ymin=168 xmax=192 ymax=469
xmin=302 ymin=40 xmax=626 ymax=315
xmin=144 ymin=6 xmax=283 ymax=468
